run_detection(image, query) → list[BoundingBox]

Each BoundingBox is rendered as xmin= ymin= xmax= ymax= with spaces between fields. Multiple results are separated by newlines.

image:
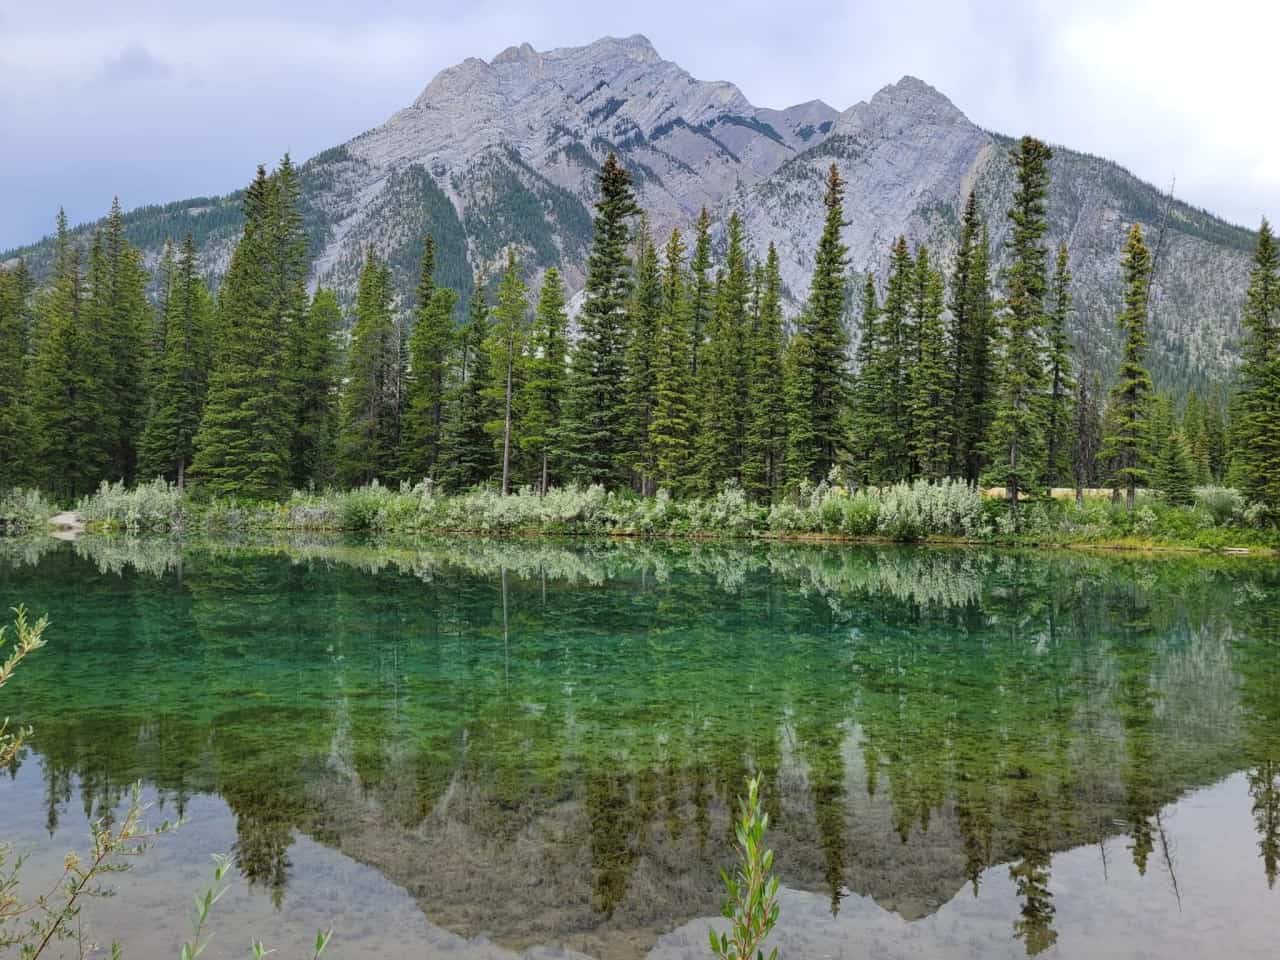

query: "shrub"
xmin=710 ymin=776 xmax=781 ymax=960
xmin=78 ymin=478 xmax=184 ymax=534
xmin=0 ymin=488 xmax=59 ymax=532
xmin=1193 ymin=486 xmax=1246 ymax=526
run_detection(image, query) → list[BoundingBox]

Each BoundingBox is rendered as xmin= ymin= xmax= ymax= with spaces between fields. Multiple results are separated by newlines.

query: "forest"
xmin=2 ymin=138 xmax=1279 ymax=531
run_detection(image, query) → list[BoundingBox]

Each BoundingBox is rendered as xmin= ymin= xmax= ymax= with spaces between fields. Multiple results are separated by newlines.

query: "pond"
xmin=1 ymin=536 xmax=1277 ymax=959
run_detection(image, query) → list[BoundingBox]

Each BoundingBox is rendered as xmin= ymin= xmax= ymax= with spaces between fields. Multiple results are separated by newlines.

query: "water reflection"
xmin=1 ymin=536 xmax=1277 ymax=958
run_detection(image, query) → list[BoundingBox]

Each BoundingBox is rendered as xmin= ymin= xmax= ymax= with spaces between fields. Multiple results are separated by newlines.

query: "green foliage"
xmin=439 ymin=281 xmax=499 ymax=491
xmin=517 ymin=267 xmax=569 ymax=493
xmin=1231 ymin=219 xmax=1280 ymax=519
xmin=290 ymin=289 xmax=342 ymax=488
xmin=337 ymin=249 xmax=401 ymax=485
xmin=984 ymin=136 xmax=1053 ymax=510
xmin=192 ymin=158 xmax=308 ymax=499
xmin=1042 ymin=242 xmax=1075 ymax=487
xmin=0 ymin=264 xmax=33 ymax=488
xmin=0 ymin=605 xmax=49 ymax=768
xmin=784 ymin=164 xmax=850 ymax=486
xmin=401 ymin=238 xmax=458 ymax=483
xmin=907 ymin=245 xmax=951 ymax=480
xmin=949 ymin=194 xmax=994 ymax=483
xmin=0 ymin=489 xmax=58 ymax=532
xmin=563 ymin=153 xmax=639 ymax=486
xmin=709 ymin=776 xmax=781 ymax=960
xmin=1101 ymin=224 xmax=1156 ymax=510
xmin=78 ymin=478 xmax=185 ymax=534
xmin=485 ymin=250 xmax=528 ymax=494
xmin=743 ymin=245 xmax=787 ymax=502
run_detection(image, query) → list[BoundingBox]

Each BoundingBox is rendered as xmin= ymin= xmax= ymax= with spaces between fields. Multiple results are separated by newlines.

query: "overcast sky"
xmin=3 ymin=0 xmax=1275 ymax=250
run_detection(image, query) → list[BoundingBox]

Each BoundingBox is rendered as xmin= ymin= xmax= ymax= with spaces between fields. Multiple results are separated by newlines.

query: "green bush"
xmin=0 ymin=488 xmax=59 ymax=532
xmin=78 ymin=479 xmax=184 ymax=534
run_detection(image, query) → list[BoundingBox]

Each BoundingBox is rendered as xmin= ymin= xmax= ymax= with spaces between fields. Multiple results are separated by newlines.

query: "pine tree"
xmin=648 ymin=230 xmax=696 ymax=496
xmin=688 ymin=207 xmax=713 ymax=381
xmin=695 ymin=213 xmax=750 ymax=493
xmin=785 ymin=164 xmax=850 ymax=486
xmin=139 ymin=235 xmax=214 ymax=487
xmin=623 ymin=223 xmax=662 ymax=492
xmin=192 ymin=160 xmax=308 ymax=499
xmin=950 ymin=194 xmax=994 ymax=482
xmin=908 ymin=245 xmax=952 ymax=480
xmin=563 ymin=153 xmax=638 ymax=486
xmin=1155 ymin=431 xmax=1196 ymax=505
xmin=848 ymin=272 xmax=883 ymax=486
xmin=1042 ymin=243 xmax=1075 ymax=489
xmin=337 ymin=249 xmax=400 ymax=485
xmin=0 ymin=264 xmax=33 ymax=487
xmin=401 ymin=237 xmax=457 ymax=484
xmin=743 ymin=243 xmax=787 ymax=501
xmin=1071 ymin=370 xmax=1104 ymax=504
xmin=1101 ymin=224 xmax=1155 ymax=511
xmin=1232 ymin=218 xmax=1280 ymax=515
xmin=519 ymin=267 xmax=569 ymax=494
xmin=291 ymin=289 xmax=341 ymax=488
xmin=29 ymin=210 xmax=111 ymax=499
xmin=984 ymin=136 xmax=1053 ymax=514
xmin=439 ymin=279 xmax=498 ymax=490
xmin=872 ymin=236 xmax=915 ymax=482
xmin=92 ymin=198 xmax=149 ymax=483
xmin=486 ymin=250 xmax=527 ymax=495
xmin=1181 ymin=389 xmax=1212 ymax=485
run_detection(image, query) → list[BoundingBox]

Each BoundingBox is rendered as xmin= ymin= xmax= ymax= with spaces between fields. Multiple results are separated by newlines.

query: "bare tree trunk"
xmin=540 ymin=450 xmax=548 ymax=498
xmin=177 ymin=457 xmax=185 ymax=494
xmin=500 ymin=354 xmax=513 ymax=496
xmin=1007 ymin=437 xmax=1019 ymax=517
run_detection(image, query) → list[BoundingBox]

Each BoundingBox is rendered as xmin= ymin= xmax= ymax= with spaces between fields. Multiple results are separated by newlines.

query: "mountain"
xmin=2 ymin=34 xmax=1257 ymax=392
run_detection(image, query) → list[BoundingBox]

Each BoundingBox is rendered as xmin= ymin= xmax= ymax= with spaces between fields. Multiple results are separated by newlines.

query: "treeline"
xmin=1 ymin=141 xmax=1278 ymax=522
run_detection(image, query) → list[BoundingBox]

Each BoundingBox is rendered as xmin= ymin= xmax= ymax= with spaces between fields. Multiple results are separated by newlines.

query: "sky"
xmin=3 ymin=0 xmax=1277 ymax=250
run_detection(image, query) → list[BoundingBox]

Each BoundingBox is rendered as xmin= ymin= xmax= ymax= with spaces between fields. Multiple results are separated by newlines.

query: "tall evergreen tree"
xmin=688 ymin=207 xmax=713 ymax=381
xmin=785 ymin=164 xmax=850 ymax=485
xmin=1042 ymin=243 xmax=1075 ymax=488
xmin=29 ymin=210 xmax=111 ymax=498
xmin=139 ymin=235 xmax=214 ymax=487
xmin=649 ymin=230 xmax=695 ymax=496
xmin=401 ymin=237 xmax=457 ymax=484
xmin=336 ymin=249 xmax=400 ymax=485
xmin=743 ymin=243 xmax=787 ymax=501
xmin=192 ymin=160 xmax=308 ymax=499
xmin=91 ymin=197 xmax=149 ymax=483
xmin=848 ymin=272 xmax=883 ymax=486
xmin=1101 ymin=224 xmax=1156 ymax=511
xmin=439 ymin=279 xmax=498 ymax=490
xmin=950 ymin=196 xmax=994 ymax=483
xmin=872 ymin=236 xmax=915 ymax=482
xmin=984 ymin=136 xmax=1053 ymax=514
xmin=519 ymin=267 xmax=569 ymax=494
xmin=1232 ymin=218 xmax=1280 ymax=515
xmin=291 ymin=289 xmax=341 ymax=488
xmin=908 ymin=244 xmax=951 ymax=480
xmin=0 ymin=264 xmax=33 ymax=487
xmin=486 ymin=250 xmax=527 ymax=495
xmin=563 ymin=153 xmax=638 ymax=486
xmin=623 ymin=223 xmax=662 ymax=492
xmin=695 ymin=213 xmax=750 ymax=492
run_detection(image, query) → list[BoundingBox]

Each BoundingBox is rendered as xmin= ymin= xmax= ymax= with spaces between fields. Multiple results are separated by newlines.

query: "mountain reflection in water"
xmin=1 ymin=536 xmax=1277 ymax=959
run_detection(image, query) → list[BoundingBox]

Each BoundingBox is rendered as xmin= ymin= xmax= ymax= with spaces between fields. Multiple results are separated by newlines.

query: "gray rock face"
xmin=3 ymin=34 xmax=1255 ymax=389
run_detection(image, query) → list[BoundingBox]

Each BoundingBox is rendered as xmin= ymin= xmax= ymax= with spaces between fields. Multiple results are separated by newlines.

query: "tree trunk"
xmin=177 ymin=457 xmax=185 ymax=494
xmin=1007 ymin=437 xmax=1019 ymax=516
xmin=500 ymin=354 xmax=514 ymax=496
xmin=540 ymin=450 xmax=548 ymax=498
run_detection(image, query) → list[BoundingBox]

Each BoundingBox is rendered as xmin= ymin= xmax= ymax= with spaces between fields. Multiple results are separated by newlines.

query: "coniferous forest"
xmin=2 ymin=138 xmax=1279 ymax=531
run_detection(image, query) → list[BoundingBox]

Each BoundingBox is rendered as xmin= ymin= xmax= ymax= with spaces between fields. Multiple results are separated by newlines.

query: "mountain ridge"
xmin=2 ymin=34 xmax=1257 ymax=392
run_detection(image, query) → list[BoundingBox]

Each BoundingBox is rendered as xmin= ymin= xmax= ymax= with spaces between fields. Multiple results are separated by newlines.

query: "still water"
xmin=1 ymin=536 xmax=1277 ymax=958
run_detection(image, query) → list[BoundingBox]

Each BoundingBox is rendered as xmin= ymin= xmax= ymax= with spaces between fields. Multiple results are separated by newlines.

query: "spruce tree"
xmin=785 ymin=164 xmax=850 ymax=486
xmin=695 ymin=213 xmax=750 ymax=493
xmin=743 ymin=243 xmax=787 ymax=501
xmin=950 ymin=196 xmax=994 ymax=483
xmin=1232 ymin=218 xmax=1280 ymax=515
xmin=563 ymin=153 xmax=638 ymax=486
xmin=623 ymin=224 xmax=661 ymax=492
xmin=139 ymin=235 xmax=214 ymax=487
xmin=486 ymin=250 xmax=527 ymax=495
xmin=439 ymin=279 xmax=498 ymax=490
xmin=648 ymin=230 xmax=695 ymax=496
xmin=1101 ymin=224 xmax=1155 ymax=511
xmin=401 ymin=237 xmax=457 ymax=485
xmin=336 ymin=249 xmax=400 ymax=485
xmin=984 ymin=136 xmax=1053 ymax=513
xmin=908 ymin=245 xmax=952 ymax=481
xmin=848 ymin=272 xmax=883 ymax=486
xmin=1042 ymin=243 xmax=1075 ymax=489
xmin=0 ymin=264 xmax=33 ymax=487
xmin=873 ymin=236 xmax=915 ymax=482
xmin=192 ymin=160 xmax=308 ymax=499
xmin=291 ymin=289 xmax=341 ymax=488
xmin=29 ymin=210 xmax=111 ymax=498
xmin=1071 ymin=370 xmax=1104 ymax=504
xmin=688 ymin=207 xmax=713 ymax=380
xmin=519 ymin=267 xmax=568 ymax=494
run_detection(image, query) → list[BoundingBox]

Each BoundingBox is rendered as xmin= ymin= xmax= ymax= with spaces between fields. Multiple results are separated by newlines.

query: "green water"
xmin=1 ymin=536 xmax=1278 ymax=959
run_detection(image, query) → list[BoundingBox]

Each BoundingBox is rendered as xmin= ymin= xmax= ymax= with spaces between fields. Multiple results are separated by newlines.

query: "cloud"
xmin=99 ymin=43 xmax=172 ymax=84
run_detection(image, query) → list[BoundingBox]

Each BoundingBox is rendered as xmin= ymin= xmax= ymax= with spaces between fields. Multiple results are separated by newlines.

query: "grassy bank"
xmin=50 ymin=477 xmax=1278 ymax=552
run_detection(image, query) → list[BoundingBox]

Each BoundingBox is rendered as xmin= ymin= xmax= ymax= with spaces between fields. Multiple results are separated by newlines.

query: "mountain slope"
xmin=2 ymin=35 xmax=1254 ymax=391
